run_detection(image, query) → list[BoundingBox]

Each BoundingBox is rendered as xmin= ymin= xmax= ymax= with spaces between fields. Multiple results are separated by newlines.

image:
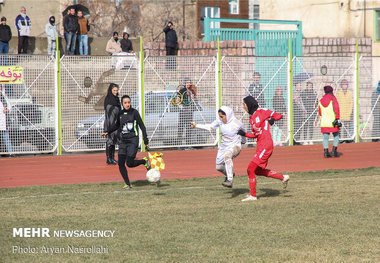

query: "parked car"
xmin=4 ymin=85 xmax=55 ymax=152
xmin=75 ymin=91 xmax=217 ymax=149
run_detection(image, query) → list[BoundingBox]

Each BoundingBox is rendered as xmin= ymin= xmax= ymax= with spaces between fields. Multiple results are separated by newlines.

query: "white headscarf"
xmin=219 ymin=106 xmax=235 ymax=124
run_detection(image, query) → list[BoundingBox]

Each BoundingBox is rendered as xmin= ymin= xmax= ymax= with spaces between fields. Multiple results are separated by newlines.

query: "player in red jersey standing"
xmin=238 ymin=96 xmax=290 ymax=201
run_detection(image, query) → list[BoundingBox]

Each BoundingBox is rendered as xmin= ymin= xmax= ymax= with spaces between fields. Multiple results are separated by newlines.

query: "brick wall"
xmin=302 ymin=37 xmax=372 ymax=56
xmin=143 ymin=37 xmax=372 ymax=57
xmin=142 ymin=40 xmax=255 ymax=56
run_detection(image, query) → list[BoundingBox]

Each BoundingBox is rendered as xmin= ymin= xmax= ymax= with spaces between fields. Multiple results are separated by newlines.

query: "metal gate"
xmin=0 ymin=55 xmax=57 ymax=154
xmin=143 ymin=56 xmax=218 ymax=148
xmin=60 ymin=55 xmax=139 ymax=152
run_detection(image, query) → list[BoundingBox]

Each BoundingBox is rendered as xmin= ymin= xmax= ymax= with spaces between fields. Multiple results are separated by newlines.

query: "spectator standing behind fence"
xmin=301 ymin=81 xmax=318 ymax=145
xmin=318 ymin=85 xmax=341 ymax=158
xmin=371 ymin=81 xmax=380 ymax=142
xmin=0 ymin=85 xmax=12 ymax=153
xmin=106 ymin=32 xmax=122 ymax=55
xmin=293 ymin=82 xmax=307 ymax=145
xmin=45 ymin=16 xmax=57 ymax=56
xmin=77 ymin=11 xmax=89 ymax=56
xmin=177 ymin=78 xmax=197 ymax=150
xmin=104 ymin=83 xmax=120 ymax=165
xmin=15 ymin=6 xmax=31 ymax=54
xmin=163 ymin=21 xmax=177 ymax=70
xmin=120 ymin=32 xmax=133 ymax=53
xmin=336 ymin=79 xmax=353 ymax=143
xmin=272 ymin=86 xmax=286 ymax=146
xmin=163 ymin=21 xmax=177 ymax=56
xmin=0 ymin=17 xmax=12 ymax=55
xmin=63 ymin=7 xmax=78 ymax=55
xmin=247 ymin=72 xmax=265 ymax=107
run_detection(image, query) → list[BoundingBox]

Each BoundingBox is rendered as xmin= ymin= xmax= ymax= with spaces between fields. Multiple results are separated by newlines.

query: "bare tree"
xmin=62 ymin=0 xmax=141 ymax=37
xmin=61 ymin=0 xmax=196 ymax=40
xmin=139 ymin=0 xmax=196 ymax=42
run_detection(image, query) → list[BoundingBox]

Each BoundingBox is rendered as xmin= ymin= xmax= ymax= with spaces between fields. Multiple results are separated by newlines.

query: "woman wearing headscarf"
xmin=237 ymin=96 xmax=290 ymax=201
xmin=318 ymin=85 xmax=341 ymax=158
xmin=191 ymin=106 xmax=245 ymax=188
xmin=45 ymin=16 xmax=57 ymax=56
xmin=103 ymin=83 xmax=121 ymax=165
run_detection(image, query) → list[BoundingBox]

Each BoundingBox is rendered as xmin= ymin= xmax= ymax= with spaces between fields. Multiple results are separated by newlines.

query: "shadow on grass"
xmin=132 ymin=180 xmax=170 ymax=188
xmin=258 ymin=188 xmax=281 ymax=198
xmin=228 ymin=188 xmax=250 ymax=198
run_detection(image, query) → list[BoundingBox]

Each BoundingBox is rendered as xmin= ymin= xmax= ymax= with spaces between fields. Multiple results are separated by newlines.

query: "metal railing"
xmin=203 ymin=18 xmax=303 ymax=56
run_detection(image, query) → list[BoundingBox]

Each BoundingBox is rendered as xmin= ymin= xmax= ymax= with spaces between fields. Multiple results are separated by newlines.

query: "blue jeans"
xmin=0 ymin=130 xmax=12 ymax=153
xmin=78 ymin=34 xmax=88 ymax=55
xmin=0 ymin=41 xmax=9 ymax=54
xmin=65 ymin=32 xmax=77 ymax=55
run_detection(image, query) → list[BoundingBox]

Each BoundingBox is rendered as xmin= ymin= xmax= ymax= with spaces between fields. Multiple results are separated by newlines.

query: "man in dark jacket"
xmin=163 ymin=21 xmax=178 ymax=69
xmin=0 ymin=17 xmax=12 ymax=55
xmin=63 ymin=7 xmax=79 ymax=55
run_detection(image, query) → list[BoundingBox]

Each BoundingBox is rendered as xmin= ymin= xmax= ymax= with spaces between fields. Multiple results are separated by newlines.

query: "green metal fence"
xmin=203 ymin=18 xmax=303 ymax=56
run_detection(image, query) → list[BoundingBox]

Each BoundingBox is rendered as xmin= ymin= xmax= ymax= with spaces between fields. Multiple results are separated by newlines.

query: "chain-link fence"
xmin=221 ymin=56 xmax=289 ymax=145
xmin=1 ymin=54 xmax=379 ymax=155
xmin=292 ymin=56 xmax=356 ymax=144
xmin=359 ymin=56 xmax=380 ymax=141
xmin=0 ymin=55 xmax=56 ymax=155
xmin=144 ymin=56 xmax=218 ymax=148
xmin=60 ymin=55 xmax=139 ymax=152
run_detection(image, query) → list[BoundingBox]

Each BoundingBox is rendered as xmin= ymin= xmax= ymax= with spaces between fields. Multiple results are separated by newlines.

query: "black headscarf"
xmin=243 ymin=95 xmax=259 ymax=115
xmin=49 ymin=16 xmax=55 ymax=26
xmin=104 ymin=83 xmax=120 ymax=110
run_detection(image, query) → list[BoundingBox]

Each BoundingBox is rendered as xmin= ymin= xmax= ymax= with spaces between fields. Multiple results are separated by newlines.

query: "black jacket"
xmin=0 ymin=24 xmax=12 ymax=43
xmin=301 ymin=89 xmax=318 ymax=114
xmin=63 ymin=14 xmax=79 ymax=33
xmin=120 ymin=39 xmax=133 ymax=53
xmin=163 ymin=26 xmax=178 ymax=48
xmin=108 ymin=108 xmax=148 ymax=145
xmin=247 ymin=82 xmax=265 ymax=107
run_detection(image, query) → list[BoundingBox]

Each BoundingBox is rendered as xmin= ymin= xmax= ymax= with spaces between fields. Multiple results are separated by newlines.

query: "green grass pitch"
xmin=1 ymin=167 xmax=379 ymax=262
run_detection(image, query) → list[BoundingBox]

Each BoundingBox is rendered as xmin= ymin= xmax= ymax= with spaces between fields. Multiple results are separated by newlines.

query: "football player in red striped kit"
xmin=238 ymin=96 xmax=290 ymax=201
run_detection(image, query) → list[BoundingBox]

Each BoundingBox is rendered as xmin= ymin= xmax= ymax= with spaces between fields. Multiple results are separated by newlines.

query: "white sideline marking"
xmin=0 ymin=174 xmax=379 ymax=201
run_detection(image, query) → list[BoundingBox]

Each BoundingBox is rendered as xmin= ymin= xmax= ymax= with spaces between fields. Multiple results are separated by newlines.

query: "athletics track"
xmin=0 ymin=142 xmax=379 ymax=188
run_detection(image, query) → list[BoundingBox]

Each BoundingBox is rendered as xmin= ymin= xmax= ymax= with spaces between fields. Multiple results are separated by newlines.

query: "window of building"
xmin=201 ymin=7 xmax=220 ymax=35
xmin=253 ymin=4 xmax=260 ymax=29
xmin=229 ymin=0 xmax=239 ymax=15
xmin=375 ymin=10 xmax=380 ymax=41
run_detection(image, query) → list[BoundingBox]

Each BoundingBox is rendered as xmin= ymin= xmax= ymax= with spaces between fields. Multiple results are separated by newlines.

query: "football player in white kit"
xmin=191 ymin=106 xmax=245 ymax=188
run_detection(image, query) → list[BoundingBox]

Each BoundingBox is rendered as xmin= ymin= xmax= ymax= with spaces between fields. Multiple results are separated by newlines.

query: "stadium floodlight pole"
xmin=140 ymin=36 xmax=146 ymax=152
xmin=288 ymin=38 xmax=294 ymax=146
xmin=355 ymin=40 xmax=360 ymax=143
xmin=56 ymin=34 xmax=62 ymax=155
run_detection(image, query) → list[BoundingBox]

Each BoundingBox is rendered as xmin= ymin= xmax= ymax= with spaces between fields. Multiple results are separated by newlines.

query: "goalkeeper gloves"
xmin=268 ymin=117 xmax=275 ymax=126
xmin=237 ymin=129 xmax=246 ymax=136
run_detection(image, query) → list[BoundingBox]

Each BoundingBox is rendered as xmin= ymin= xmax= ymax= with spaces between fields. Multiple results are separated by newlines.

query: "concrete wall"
xmin=260 ymin=0 xmax=380 ymax=55
xmin=6 ymin=37 xmax=141 ymax=55
xmin=0 ymin=0 xmax=64 ymax=37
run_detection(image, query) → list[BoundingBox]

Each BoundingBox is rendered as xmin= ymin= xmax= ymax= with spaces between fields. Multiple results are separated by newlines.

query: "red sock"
xmin=247 ymin=162 xmax=258 ymax=197
xmin=255 ymin=166 xmax=284 ymax=180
